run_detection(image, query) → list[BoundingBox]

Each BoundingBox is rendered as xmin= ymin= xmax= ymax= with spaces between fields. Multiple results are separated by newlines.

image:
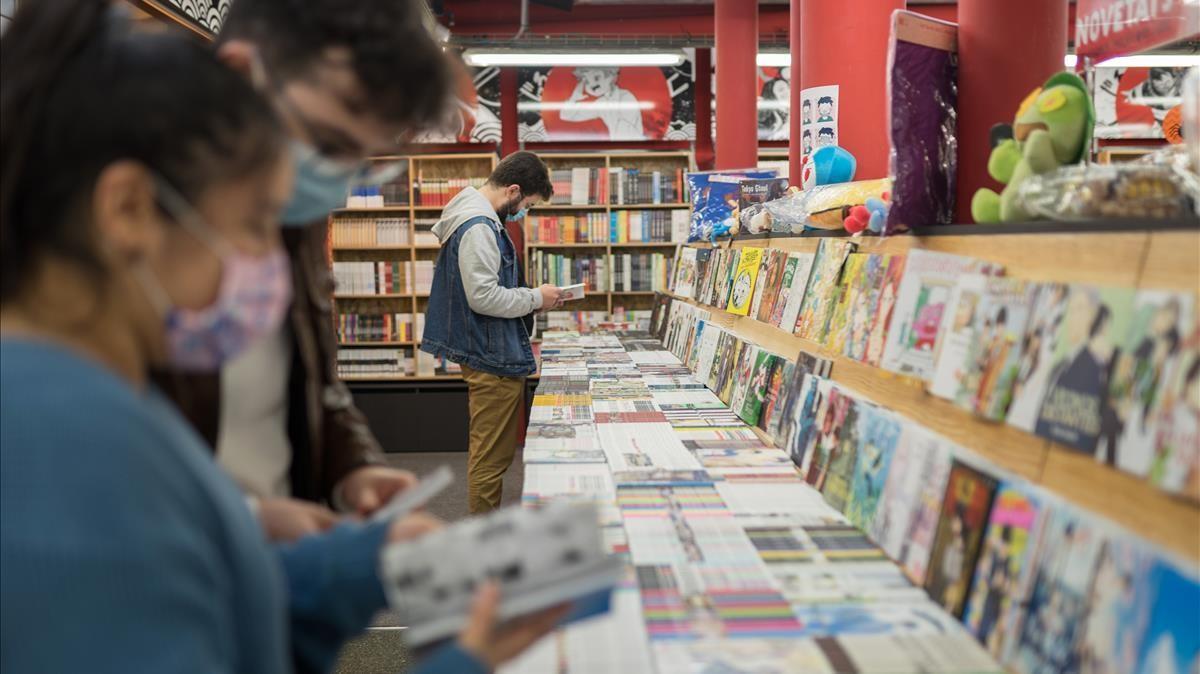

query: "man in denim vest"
xmin=422 ymin=152 xmax=562 ymax=513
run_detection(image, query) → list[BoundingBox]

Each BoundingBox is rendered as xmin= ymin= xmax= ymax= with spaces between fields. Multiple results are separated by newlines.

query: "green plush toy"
xmin=971 ymin=72 xmax=1095 ymax=223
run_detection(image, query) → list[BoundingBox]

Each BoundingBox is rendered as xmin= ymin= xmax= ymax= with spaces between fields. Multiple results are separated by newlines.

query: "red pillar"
xmin=500 ymin=67 xmax=519 ymax=158
xmin=800 ymin=0 xmax=904 ymax=181
xmin=787 ymin=0 xmax=803 ymax=186
xmin=956 ymin=0 xmax=1068 ymax=223
xmin=694 ymin=48 xmax=715 ymax=171
xmin=714 ymin=0 xmax=758 ymax=170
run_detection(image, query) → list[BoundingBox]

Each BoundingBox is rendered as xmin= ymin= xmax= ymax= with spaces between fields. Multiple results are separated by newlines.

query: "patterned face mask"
xmin=135 ymin=178 xmax=293 ymax=372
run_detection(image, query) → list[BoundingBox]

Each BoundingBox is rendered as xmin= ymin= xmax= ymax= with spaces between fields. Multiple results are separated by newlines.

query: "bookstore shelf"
xmin=332 ymin=151 xmax=694 ymax=383
xmin=665 ymin=221 xmax=1199 ymax=561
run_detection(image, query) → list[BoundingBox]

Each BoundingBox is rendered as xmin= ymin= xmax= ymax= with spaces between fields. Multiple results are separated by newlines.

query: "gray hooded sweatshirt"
xmin=430 ymin=186 xmax=543 ymax=318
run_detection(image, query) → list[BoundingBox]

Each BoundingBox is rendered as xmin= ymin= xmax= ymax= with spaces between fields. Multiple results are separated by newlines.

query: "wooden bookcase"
xmin=332 ymin=150 xmax=696 ymax=381
xmin=525 ymin=151 xmax=695 ymax=330
xmin=671 ymin=221 xmax=1200 ymax=562
xmin=331 ymin=152 xmax=497 ymax=382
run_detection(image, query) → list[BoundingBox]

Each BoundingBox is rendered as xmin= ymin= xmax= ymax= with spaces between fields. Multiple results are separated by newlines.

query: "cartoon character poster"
xmin=798 ymin=84 xmax=840 ymax=159
xmin=414 ymin=58 xmax=502 ymax=144
xmin=924 ymin=460 xmax=998 ymax=618
xmin=517 ymin=53 xmax=695 ymax=142
xmin=1094 ymin=66 xmax=1190 ymax=140
xmin=757 ymin=66 xmax=792 ymax=141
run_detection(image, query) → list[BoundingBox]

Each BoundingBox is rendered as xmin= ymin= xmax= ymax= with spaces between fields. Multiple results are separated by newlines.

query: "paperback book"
xmin=924 ymin=460 xmax=999 ymax=619
xmin=771 ymin=253 xmax=815 ymax=330
xmin=728 ymin=247 xmax=764 ymax=316
xmin=795 ymin=239 xmax=855 ymax=341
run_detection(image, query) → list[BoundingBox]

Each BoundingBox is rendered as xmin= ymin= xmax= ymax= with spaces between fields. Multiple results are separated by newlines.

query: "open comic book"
xmin=380 ymin=501 xmax=623 ymax=646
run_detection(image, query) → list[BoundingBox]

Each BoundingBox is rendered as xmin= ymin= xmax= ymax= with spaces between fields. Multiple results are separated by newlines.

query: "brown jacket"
xmin=157 ymin=221 xmax=384 ymax=504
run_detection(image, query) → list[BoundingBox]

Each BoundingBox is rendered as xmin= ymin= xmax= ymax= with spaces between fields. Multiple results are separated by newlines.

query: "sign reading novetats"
xmin=162 ymin=0 xmax=229 ymax=33
xmin=517 ymin=52 xmax=696 ymax=142
xmin=1074 ymin=0 xmax=1199 ymax=62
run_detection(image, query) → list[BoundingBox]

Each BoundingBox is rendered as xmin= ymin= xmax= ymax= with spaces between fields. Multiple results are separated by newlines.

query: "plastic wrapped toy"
xmin=1016 ymin=163 xmax=1195 ymax=221
xmin=761 ymin=178 xmax=892 ymax=234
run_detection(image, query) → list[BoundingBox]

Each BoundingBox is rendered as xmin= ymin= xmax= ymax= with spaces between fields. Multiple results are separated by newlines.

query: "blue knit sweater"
xmin=0 ymin=339 xmax=485 ymax=674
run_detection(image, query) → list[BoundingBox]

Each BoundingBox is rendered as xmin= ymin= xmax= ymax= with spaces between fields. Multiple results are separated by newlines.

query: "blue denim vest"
xmin=421 ymin=216 xmax=536 ymax=377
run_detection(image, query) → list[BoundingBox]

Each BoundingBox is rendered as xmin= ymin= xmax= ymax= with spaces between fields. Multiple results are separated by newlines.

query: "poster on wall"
xmin=1075 ymin=0 xmax=1199 ymax=62
xmin=798 ymin=85 xmax=840 ymax=159
xmin=1093 ymin=66 xmax=1191 ymax=140
xmin=757 ymin=66 xmax=792 ymax=141
xmin=161 ymin=0 xmax=230 ymax=34
xmin=517 ymin=51 xmax=695 ymax=142
xmin=414 ymin=58 xmax=502 ymax=144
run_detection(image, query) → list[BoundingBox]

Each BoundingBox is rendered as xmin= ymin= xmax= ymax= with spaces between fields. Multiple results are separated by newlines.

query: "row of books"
xmin=611 ymin=252 xmax=672 ymax=293
xmin=545 ymin=167 xmax=688 ymax=206
xmin=413 ymin=177 xmax=487 ymax=207
xmin=330 ymin=217 xmax=410 ymax=248
xmin=671 ymin=240 xmax=1200 ymax=502
xmin=414 ymin=217 xmax=440 ymax=246
xmin=336 ymin=312 xmax=425 ymax=343
xmin=526 ymin=209 xmax=688 ymax=245
xmin=529 ymin=252 xmax=608 ymax=293
xmin=527 ymin=212 xmax=609 ymax=244
xmin=413 ymin=260 xmax=434 ymax=295
xmin=650 ymin=305 xmax=1198 ymax=674
xmin=335 ymin=347 xmax=409 ymax=376
xmin=332 ymin=261 xmax=413 ymax=296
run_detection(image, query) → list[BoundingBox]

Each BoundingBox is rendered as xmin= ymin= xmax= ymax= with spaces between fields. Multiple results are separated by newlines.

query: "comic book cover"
xmin=928 ymin=273 xmax=988 ymax=401
xmin=740 ymin=351 xmax=780 ymax=428
xmin=693 ymin=247 xmax=713 ymax=304
xmin=823 ymin=253 xmax=869 ymax=353
xmin=819 ymin=395 xmax=863 ymax=514
xmin=795 ymin=239 xmax=855 ymax=340
xmin=845 ymin=405 xmax=902 ymax=531
xmin=711 ymin=249 xmax=734 ymax=310
xmin=706 ymin=330 xmax=730 ymax=392
xmin=755 ymin=250 xmax=788 ymax=324
xmin=728 ymin=344 xmax=759 ymax=415
xmin=962 ymin=483 xmax=1045 ymax=659
xmin=969 ymin=279 xmax=1042 ymax=421
xmin=772 ymin=353 xmax=833 ymax=450
xmin=754 ymin=355 xmax=786 ymax=433
xmin=880 ymin=250 xmax=996 ymax=380
xmin=719 ymin=248 xmax=741 ymax=311
xmin=728 ymin=247 xmax=763 ymax=316
xmin=1006 ymin=283 xmax=1070 ymax=433
xmin=692 ymin=323 xmax=722 ymax=386
xmin=685 ymin=320 xmax=707 ymax=373
xmin=787 ymin=376 xmax=829 ymax=470
xmin=862 ymin=254 xmax=907 ymax=367
xmin=748 ymin=249 xmax=775 ymax=322
xmin=896 ymin=434 xmax=954 ymax=585
xmin=1007 ymin=505 xmax=1107 ymax=674
xmin=762 ymin=360 xmax=796 ymax=439
xmin=777 ymin=252 xmax=817 ymax=332
xmin=673 ymin=246 xmax=697 ymax=298
xmin=843 ymin=254 xmax=890 ymax=363
xmin=804 ymin=386 xmax=858 ymax=495
xmin=1131 ymin=556 xmax=1200 ymax=674
xmin=1107 ymin=291 xmax=1195 ymax=478
xmin=1148 ymin=315 xmax=1200 ymax=500
xmin=718 ymin=338 xmax=747 ymax=405
xmin=925 ymin=460 xmax=999 ymax=618
xmin=1034 ymin=285 xmax=1136 ymax=455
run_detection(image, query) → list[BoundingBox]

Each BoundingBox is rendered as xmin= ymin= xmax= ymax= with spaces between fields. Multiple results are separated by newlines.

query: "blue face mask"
xmin=506 ymin=207 xmax=528 ymax=223
xmin=281 ymin=141 xmax=358 ymax=226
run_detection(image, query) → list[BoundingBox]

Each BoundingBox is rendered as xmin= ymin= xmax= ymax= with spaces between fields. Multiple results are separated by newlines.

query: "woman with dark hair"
xmin=0 ymin=3 xmax=558 ymax=672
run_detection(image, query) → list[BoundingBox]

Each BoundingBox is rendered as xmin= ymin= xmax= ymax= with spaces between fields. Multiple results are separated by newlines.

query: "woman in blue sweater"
xmin=0 ymin=3 xmax=560 ymax=673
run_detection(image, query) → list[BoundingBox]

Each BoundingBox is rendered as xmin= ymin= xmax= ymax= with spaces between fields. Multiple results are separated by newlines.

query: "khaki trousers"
xmin=460 ymin=364 xmax=526 ymax=514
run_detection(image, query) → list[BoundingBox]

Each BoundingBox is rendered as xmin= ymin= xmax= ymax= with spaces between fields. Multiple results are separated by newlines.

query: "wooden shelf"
xmin=332 ymin=245 xmax=412 ymax=251
xmin=610 ymin=291 xmax=658 ymax=295
xmin=529 ymin=242 xmax=609 ymax=248
xmin=609 ymin=241 xmax=681 ymax=248
xmin=610 ymin=203 xmax=690 ymax=209
xmin=535 ymin=204 xmax=608 ymax=210
xmin=341 ymin=374 xmax=462 ymax=382
xmin=412 ymin=205 xmax=451 ymax=211
xmin=666 ymin=224 xmax=1200 ymax=562
xmin=333 ymin=206 xmax=410 ymax=213
xmin=334 ymin=294 xmax=413 ymax=299
xmin=337 ymin=341 xmax=415 ymax=347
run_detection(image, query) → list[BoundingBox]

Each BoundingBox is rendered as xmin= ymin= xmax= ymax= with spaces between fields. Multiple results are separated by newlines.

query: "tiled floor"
xmin=333 ymin=451 xmax=525 ymax=673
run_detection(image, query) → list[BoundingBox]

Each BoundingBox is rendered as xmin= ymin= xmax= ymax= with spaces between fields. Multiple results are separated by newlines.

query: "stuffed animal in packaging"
xmin=971 ymin=72 xmax=1095 ymax=223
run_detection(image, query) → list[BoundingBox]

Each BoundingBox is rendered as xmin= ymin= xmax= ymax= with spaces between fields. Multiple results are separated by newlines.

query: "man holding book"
xmin=423 ymin=151 xmax=563 ymax=513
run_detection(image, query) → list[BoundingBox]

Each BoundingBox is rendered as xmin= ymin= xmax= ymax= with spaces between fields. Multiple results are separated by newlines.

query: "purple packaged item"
xmin=886 ymin=11 xmax=958 ymax=234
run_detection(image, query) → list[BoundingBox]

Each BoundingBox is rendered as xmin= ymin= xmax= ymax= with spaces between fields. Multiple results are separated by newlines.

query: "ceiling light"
xmin=463 ymin=51 xmax=684 ymax=67
xmin=757 ymin=52 xmax=791 ymax=67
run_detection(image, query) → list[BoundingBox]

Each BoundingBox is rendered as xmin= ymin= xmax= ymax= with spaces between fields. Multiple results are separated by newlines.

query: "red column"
xmin=787 ymin=0 xmax=803 ymax=186
xmin=694 ymin=48 xmax=715 ymax=171
xmin=800 ymin=0 xmax=904 ymax=181
xmin=956 ymin=0 xmax=1068 ymax=222
xmin=500 ymin=67 xmax=519 ymax=158
xmin=714 ymin=0 xmax=758 ymax=170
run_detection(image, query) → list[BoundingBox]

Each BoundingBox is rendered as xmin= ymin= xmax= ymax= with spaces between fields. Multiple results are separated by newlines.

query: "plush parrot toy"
xmin=971 ymin=72 xmax=1095 ymax=223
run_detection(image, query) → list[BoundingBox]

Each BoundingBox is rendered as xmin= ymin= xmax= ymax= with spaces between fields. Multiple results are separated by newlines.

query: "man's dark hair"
xmin=819 ymin=127 xmax=835 ymax=138
xmin=218 ymin=0 xmax=451 ymax=129
xmin=802 ymin=100 xmax=812 ymax=109
xmin=1089 ymin=304 xmax=1112 ymax=339
xmin=818 ymin=95 xmax=834 ymax=106
xmin=803 ymin=130 xmax=812 ymax=138
xmin=488 ymin=151 xmax=554 ymax=200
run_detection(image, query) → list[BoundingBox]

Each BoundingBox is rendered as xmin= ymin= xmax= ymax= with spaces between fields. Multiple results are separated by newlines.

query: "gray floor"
xmin=333 ymin=450 xmax=525 ymax=673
